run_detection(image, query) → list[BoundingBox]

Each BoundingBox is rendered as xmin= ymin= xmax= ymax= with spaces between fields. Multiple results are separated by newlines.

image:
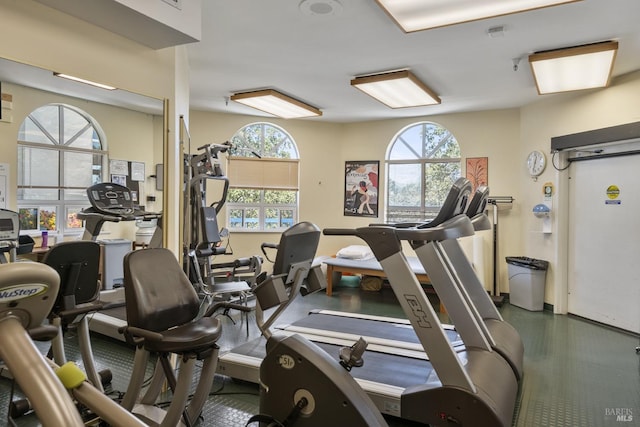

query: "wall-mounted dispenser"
xmin=533 ymin=203 xmax=552 ymax=234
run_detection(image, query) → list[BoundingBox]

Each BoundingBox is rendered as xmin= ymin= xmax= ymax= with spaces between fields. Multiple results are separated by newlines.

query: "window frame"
xmin=17 ymin=103 xmax=107 ymax=237
xmin=226 ymin=122 xmax=299 ymax=232
xmin=385 ymin=121 xmax=462 ymax=223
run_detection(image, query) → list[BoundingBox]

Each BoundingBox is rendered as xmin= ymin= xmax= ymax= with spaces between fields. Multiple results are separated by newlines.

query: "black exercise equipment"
xmin=0 ymin=209 xmax=21 ymax=263
xmin=0 ymin=261 xmax=146 ymax=427
xmin=78 ymin=182 xmax=162 ymax=243
xmin=44 ymin=241 xmax=111 ymax=391
xmin=286 ymin=182 xmax=523 ymax=381
xmin=184 ymin=142 xmax=261 ymax=327
xmin=10 ymin=240 xmax=113 ymax=421
xmin=119 ymin=247 xmax=223 ymax=427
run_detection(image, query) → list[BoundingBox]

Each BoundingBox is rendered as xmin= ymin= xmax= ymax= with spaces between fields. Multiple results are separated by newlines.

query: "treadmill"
xmin=279 ymin=182 xmax=524 ymax=380
xmin=219 ymin=184 xmax=518 ymax=426
xmin=218 ymin=179 xmax=472 ymax=380
xmin=221 ymin=181 xmax=477 ymax=380
xmin=78 ymin=182 xmax=162 ymax=341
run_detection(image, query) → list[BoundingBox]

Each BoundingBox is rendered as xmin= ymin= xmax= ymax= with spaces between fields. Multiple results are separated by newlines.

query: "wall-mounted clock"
xmin=526 ymin=150 xmax=546 ymax=179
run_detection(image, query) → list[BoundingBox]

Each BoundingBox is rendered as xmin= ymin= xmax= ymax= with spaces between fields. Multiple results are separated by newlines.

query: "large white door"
xmin=568 ymin=152 xmax=640 ymax=333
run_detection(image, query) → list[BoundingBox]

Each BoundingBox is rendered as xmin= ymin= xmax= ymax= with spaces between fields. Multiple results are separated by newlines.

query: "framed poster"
xmin=466 ymin=157 xmax=488 ymax=193
xmin=344 ymin=160 xmax=379 ymax=217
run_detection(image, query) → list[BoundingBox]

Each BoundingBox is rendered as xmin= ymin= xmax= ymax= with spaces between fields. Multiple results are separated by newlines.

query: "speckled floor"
xmin=1 ymin=277 xmax=638 ymax=426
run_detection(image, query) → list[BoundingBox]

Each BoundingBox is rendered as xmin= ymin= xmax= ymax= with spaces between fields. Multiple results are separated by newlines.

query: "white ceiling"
xmin=2 ymin=0 xmax=639 ymax=122
xmin=187 ymin=0 xmax=640 ymax=122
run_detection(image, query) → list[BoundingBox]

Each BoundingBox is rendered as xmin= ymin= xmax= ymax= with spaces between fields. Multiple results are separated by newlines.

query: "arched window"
xmin=226 ymin=122 xmax=299 ymax=231
xmin=17 ymin=103 xmax=106 ymax=235
xmin=386 ymin=121 xmax=461 ymax=223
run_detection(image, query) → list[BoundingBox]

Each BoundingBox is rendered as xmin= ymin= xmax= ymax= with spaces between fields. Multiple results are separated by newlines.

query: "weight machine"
xmin=183 ymin=142 xmax=262 ymax=319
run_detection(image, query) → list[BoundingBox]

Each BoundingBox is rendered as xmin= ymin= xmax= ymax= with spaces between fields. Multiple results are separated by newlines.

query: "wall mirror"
xmin=0 ymin=57 xmax=166 ymax=245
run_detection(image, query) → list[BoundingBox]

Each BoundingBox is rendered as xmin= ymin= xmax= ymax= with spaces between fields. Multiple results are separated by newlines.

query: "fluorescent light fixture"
xmin=230 ymin=89 xmax=322 ymax=119
xmin=375 ymin=0 xmax=581 ymax=32
xmin=350 ymin=70 xmax=440 ymax=108
xmin=53 ymin=72 xmax=116 ymax=90
xmin=529 ymin=41 xmax=618 ymax=94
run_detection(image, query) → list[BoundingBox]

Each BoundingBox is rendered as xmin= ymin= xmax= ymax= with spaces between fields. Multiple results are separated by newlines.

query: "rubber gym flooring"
xmin=1 ymin=276 xmax=638 ymax=426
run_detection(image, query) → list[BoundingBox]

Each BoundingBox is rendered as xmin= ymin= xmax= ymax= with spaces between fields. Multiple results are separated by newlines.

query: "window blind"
xmin=227 ymin=157 xmax=299 ymax=190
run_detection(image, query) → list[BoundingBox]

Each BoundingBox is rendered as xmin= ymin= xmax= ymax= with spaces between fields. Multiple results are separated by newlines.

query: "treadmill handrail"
xmin=324 ymin=226 xmax=477 ymax=392
xmin=324 ymin=215 xmax=474 ymax=260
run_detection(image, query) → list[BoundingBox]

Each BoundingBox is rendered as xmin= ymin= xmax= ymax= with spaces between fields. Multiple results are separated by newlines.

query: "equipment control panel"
xmin=87 ymin=183 xmax=135 ymax=216
xmin=0 ymin=209 xmax=19 ymax=242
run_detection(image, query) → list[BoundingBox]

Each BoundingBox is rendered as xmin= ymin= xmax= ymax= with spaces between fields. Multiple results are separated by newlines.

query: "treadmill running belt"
xmin=283 ymin=311 xmax=462 ymax=347
xmin=225 ymin=334 xmax=439 ymax=389
xmin=313 ymin=340 xmax=437 ymax=389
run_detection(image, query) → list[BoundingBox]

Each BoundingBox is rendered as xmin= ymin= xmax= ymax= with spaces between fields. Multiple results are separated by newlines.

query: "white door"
xmin=568 ymin=152 xmax=640 ymax=333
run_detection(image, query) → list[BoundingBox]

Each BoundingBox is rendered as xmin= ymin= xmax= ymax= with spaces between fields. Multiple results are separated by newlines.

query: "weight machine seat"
xmin=123 ymin=248 xmax=222 ymax=354
xmin=42 ymin=241 xmax=103 ymax=321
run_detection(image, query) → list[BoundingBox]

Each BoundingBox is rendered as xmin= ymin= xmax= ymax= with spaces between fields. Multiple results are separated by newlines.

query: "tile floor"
xmin=1 ymin=277 xmax=639 ymax=427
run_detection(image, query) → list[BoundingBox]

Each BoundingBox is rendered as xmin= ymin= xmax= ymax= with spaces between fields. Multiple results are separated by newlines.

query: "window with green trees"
xmin=17 ymin=103 xmax=105 ymax=236
xmin=386 ymin=121 xmax=461 ymax=223
xmin=227 ymin=122 xmax=298 ymax=231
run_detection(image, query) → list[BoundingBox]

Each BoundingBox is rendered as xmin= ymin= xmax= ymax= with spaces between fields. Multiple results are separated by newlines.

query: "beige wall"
xmin=0 ymin=0 xmax=188 ymax=255
xmin=3 ymin=0 xmax=639 ymax=308
xmin=188 ymin=109 xmax=521 ymax=291
xmin=520 ymin=69 xmax=640 ymax=312
xmin=0 ymin=82 xmax=161 ymax=242
xmin=189 ymin=70 xmax=640 ymax=309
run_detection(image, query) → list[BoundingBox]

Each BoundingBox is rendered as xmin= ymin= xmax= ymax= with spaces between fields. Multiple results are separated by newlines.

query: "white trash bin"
xmin=505 ymin=256 xmax=549 ymax=311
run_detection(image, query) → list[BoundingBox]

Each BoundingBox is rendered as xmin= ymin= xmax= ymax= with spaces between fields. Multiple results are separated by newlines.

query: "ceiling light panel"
xmin=230 ymin=89 xmax=322 ymax=119
xmin=351 ymin=70 xmax=440 ymax=108
xmin=375 ymin=0 xmax=581 ymax=32
xmin=529 ymin=41 xmax=618 ymax=94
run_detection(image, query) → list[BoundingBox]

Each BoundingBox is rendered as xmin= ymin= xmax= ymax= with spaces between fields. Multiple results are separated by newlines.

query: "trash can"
xmin=505 ymin=256 xmax=549 ymax=311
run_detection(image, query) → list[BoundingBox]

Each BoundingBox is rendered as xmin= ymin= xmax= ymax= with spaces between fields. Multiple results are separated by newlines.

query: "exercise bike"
xmin=245 ymin=221 xmax=389 ymax=426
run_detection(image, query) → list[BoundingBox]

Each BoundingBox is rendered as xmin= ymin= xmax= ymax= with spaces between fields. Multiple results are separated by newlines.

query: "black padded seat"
xmin=123 ymin=248 xmax=221 ymax=355
xmin=38 ymin=240 xmax=110 ymax=394
xmin=121 ymin=247 xmax=223 ymax=426
xmin=42 ymin=241 xmax=102 ymax=320
xmin=141 ymin=316 xmax=221 ymax=354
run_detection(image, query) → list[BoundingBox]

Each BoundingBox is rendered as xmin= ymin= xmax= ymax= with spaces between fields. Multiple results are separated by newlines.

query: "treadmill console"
xmin=87 ymin=183 xmax=135 ymax=216
xmin=0 ymin=209 xmax=19 ymax=242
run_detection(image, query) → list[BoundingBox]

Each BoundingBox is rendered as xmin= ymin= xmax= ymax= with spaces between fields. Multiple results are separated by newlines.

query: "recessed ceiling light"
xmin=299 ymin=0 xmax=343 ymax=17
